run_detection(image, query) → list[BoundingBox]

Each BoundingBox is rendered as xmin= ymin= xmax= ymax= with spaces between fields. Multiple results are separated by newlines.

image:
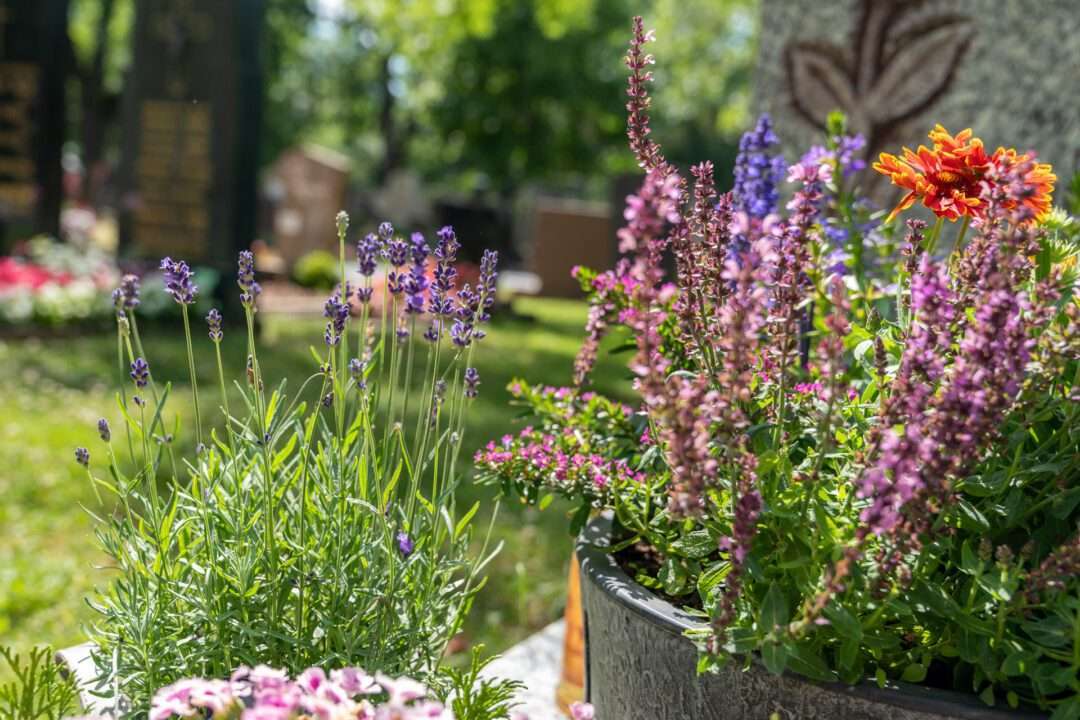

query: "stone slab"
xmin=753 ymin=0 xmax=1080 ymax=202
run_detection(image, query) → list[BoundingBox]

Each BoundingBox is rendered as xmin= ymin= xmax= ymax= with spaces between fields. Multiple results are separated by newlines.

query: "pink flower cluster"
xmin=475 ymin=426 xmax=644 ymax=500
xmin=149 ymin=666 xmax=448 ymax=720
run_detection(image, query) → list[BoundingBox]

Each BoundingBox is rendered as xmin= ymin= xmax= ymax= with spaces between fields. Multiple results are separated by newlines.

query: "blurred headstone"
xmin=371 ymin=169 xmax=433 ymax=231
xmin=754 ymin=0 xmax=1080 ymax=200
xmin=0 ymin=0 xmax=68 ymax=247
xmin=268 ymin=145 xmax=350 ymax=271
xmin=435 ymin=199 xmax=516 ymax=266
xmin=530 ymin=197 xmax=611 ymax=298
xmin=118 ymin=0 xmax=264 ymax=268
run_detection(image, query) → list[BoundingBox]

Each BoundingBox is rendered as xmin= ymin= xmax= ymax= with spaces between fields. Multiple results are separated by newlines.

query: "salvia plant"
xmin=477 ymin=16 xmax=1080 ymax=716
xmin=77 ymin=214 xmax=503 ymax=716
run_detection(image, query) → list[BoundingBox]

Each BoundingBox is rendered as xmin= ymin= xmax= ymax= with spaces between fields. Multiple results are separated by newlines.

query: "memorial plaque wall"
xmin=0 ymin=0 xmax=68 ymax=247
xmin=119 ymin=0 xmax=263 ymax=269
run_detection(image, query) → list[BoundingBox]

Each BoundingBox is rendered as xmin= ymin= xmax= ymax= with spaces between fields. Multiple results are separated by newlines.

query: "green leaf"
xmin=659 ymin=558 xmax=691 ymax=596
xmin=538 ymin=493 xmax=554 ymax=511
xmin=761 ymin=641 xmax=788 ymax=675
xmin=671 ymin=530 xmax=717 ymax=559
xmin=787 ymin=643 xmax=835 ymax=682
xmin=875 ymin=668 xmax=887 ymax=688
xmin=1023 ymin=616 xmax=1071 ymax=649
xmin=1050 ymin=696 xmax=1080 ymax=720
xmin=454 ymin=501 xmax=480 ymax=540
xmin=978 ymin=685 xmax=995 ymax=706
xmin=959 ymin=540 xmax=982 ymax=575
xmin=823 ymin=605 xmax=862 ymax=642
xmin=901 ymin=664 xmax=927 ymax=683
xmin=954 ymin=499 xmax=990 ymax=532
xmin=568 ymin=503 xmax=591 ymax=536
xmin=759 ymin=583 xmax=789 ymax=635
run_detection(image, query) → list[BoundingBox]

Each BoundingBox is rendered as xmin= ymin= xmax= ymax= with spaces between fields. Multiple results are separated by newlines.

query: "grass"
xmin=0 ymin=296 xmax=632 ymax=674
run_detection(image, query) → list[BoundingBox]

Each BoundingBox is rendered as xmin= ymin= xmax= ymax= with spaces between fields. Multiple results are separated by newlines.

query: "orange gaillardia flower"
xmin=873 ymin=125 xmax=1055 ymax=223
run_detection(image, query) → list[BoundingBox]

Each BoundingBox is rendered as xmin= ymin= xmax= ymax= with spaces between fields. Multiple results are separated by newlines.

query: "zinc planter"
xmin=576 ymin=515 xmax=1048 ymax=720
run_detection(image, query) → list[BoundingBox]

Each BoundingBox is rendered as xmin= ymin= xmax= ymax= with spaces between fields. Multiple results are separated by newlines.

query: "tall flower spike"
xmin=237 ymin=250 xmax=261 ymax=309
xmin=97 ymin=418 xmax=111 ymax=442
xmin=356 ymin=233 xmax=380 ymax=277
xmin=732 ymin=114 xmax=786 ymax=220
xmin=130 ymin=357 xmax=150 ymax=388
xmin=464 ymin=367 xmax=480 ymax=398
xmin=323 ymin=291 xmax=349 ymax=347
xmin=206 ymin=308 xmax=223 ymax=342
xmin=116 ymin=274 xmax=140 ymax=310
xmin=160 ymin=257 xmax=197 ymax=305
xmin=625 ymin=17 xmax=667 ymax=174
xmin=428 ymin=226 xmax=459 ymax=317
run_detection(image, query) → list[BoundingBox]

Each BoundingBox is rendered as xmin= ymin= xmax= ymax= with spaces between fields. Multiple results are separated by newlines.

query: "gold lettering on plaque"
xmin=133 ymin=100 xmax=213 ymax=258
xmin=0 ymin=62 xmax=39 ymax=216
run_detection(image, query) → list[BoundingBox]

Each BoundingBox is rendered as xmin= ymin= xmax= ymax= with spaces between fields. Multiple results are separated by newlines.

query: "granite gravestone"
xmin=119 ymin=0 xmax=263 ymax=269
xmin=754 ymin=0 xmax=1080 ymax=200
xmin=0 ymin=0 xmax=68 ymax=248
xmin=269 ymin=145 xmax=350 ymax=272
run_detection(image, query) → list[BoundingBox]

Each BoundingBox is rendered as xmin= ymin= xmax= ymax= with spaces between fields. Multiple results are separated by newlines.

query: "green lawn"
xmin=0 ymin=297 xmax=631 ymax=671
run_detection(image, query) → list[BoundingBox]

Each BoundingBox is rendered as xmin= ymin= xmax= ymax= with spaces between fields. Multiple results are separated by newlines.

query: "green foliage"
xmin=83 ymin=217 xmax=498 ymax=715
xmin=292 ymin=250 xmax=343 ymax=291
xmin=478 ymin=34 xmax=1080 ymax=709
xmin=432 ymin=646 xmax=524 ymax=720
xmin=0 ymin=646 xmax=80 ymax=720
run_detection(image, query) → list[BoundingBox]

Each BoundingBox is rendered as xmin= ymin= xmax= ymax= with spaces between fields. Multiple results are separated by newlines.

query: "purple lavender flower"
xmin=396 ymin=531 xmax=414 ymax=557
xmin=428 ymin=226 xmax=459 ymax=317
xmin=116 ymin=274 xmax=140 ymax=310
xmin=348 ymin=357 xmax=364 ymax=380
xmin=75 ymin=447 xmax=89 ymax=466
xmin=423 ymin=321 xmax=441 ymax=342
xmin=130 ymin=357 xmax=150 ymax=388
xmin=355 ymin=287 xmax=373 ymax=304
xmin=323 ymin=293 xmax=349 ymax=346
xmin=409 ymin=232 xmax=429 ymax=265
xmin=403 ymin=261 xmax=428 ymax=316
xmin=835 ymin=134 xmax=867 ymax=176
xmin=732 ymin=114 xmax=786 ymax=220
xmin=386 ymin=237 xmax=408 ymax=268
xmin=356 ymin=233 xmax=380 ymax=277
xmin=206 ymin=308 xmax=223 ymax=342
xmin=237 ymin=250 xmax=261 ymax=308
xmin=477 ymin=249 xmax=499 ymax=322
xmin=464 ymin=367 xmax=480 ymax=398
xmin=97 ymin=418 xmax=110 ymax=442
xmin=378 ymin=221 xmax=394 ymax=241
xmin=160 ymin=257 xmax=197 ymax=305
xmin=322 ymin=390 xmax=334 ymax=408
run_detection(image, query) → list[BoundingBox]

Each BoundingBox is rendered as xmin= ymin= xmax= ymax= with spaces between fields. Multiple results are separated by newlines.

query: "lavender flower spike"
xmin=75 ymin=447 xmax=89 ymax=467
xmin=97 ymin=418 xmax=111 ymax=442
xmin=206 ymin=308 xmax=223 ymax=342
xmin=237 ymin=250 xmax=261 ymax=309
xmin=160 ymin=257 xmax=197 ymax=305
xmin=116 ymin=274 xmax=140 ymax=310
xmin=130 ymin=357 xmax=150 ymax=388
xmin=323 ymin=292 xmax=349 ymax=346
xmin=464 ymin=367 xmax=480 ymax=398
xmin=396 ymin=531 xmax=415 ymax=557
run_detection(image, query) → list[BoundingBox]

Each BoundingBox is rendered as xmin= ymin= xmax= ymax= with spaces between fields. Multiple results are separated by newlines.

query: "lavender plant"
xmin=478 ymin=17 xmax=1080 ymax=714
xmin=78 ymin=215 xmax=501 ymax=716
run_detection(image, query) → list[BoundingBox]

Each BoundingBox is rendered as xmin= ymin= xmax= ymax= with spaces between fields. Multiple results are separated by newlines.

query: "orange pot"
xmin=556 ymin=552 xmax=585 ymax=715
